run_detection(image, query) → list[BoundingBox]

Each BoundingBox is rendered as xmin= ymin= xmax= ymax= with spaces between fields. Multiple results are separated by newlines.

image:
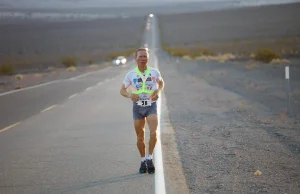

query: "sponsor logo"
xmin=136 ymin=84 xmax=142 ymax=89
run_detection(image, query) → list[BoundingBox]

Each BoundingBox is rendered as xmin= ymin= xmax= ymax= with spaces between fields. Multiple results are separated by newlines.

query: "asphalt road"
xmin=0 ymin=15 xmax=173 ymax=194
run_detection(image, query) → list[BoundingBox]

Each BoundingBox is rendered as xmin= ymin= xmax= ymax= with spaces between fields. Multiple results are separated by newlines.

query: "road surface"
xmin=0 ymin=15 xmax=189 ymax=194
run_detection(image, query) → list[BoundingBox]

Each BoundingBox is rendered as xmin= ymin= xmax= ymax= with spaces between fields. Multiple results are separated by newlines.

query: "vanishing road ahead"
xmin=0 ymin=15 xmax=188 ymax=194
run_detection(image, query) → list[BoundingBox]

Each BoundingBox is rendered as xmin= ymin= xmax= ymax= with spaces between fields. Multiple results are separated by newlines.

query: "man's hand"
xmin=130 ymin=93 xmax=140 ymax=102
xmin=151 ymin=90 xmax=160 ymax=101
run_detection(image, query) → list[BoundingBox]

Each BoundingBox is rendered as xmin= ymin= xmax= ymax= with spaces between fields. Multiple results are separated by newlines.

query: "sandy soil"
xmin=158 ymin=52 xmax=300 ymax=194
xmin=0 ymin=16 xmax=145 ymax=70
xmin=0 ymin=15 xmax=143 ymax=94
xmin=157 ymin=2 xmax=300 ymax=56
xmin=156 ymin=3 xmax=300 ymax=193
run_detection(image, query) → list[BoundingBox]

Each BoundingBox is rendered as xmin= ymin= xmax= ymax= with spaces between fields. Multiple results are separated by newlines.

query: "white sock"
xmin=147 ymin=154 xmax=153 ymax=160
xmin=141 ymin=157 xmax=146 ymax=162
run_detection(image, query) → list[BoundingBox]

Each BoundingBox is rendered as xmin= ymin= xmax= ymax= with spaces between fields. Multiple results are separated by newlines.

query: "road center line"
xmin=68 ymin=93 xmax=78 ymax=99
xmin=0 ymin=122 xmax=20 ymax=133
xmin=41 ymin=105 xmax=57 ymax=112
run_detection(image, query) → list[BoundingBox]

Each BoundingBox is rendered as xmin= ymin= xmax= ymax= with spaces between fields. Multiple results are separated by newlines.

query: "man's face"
xmin=135 ymin=50 xmax=149 ymax=68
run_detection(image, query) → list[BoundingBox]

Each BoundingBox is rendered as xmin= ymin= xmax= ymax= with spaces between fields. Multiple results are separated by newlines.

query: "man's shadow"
xmin=41 ymin=173 xmax=148 ymax=194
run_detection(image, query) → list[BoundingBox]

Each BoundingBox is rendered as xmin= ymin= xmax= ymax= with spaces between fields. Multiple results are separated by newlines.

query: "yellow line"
xmin=41 ymin=105 xmax=57 ymax=112
xmin=0 ymin=122 xmax=20 ymax=133
xmin=69 ymin=93 xmax=78 ymax=99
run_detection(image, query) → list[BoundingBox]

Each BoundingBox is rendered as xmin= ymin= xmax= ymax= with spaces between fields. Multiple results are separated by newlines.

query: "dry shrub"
xmin=182 ymin=55 xmax=192 ymax=60
xmin=66 ymin=66 xmax=77 ymax=72
xmin=61 ymin=56 xmax=77 ymax=67
xmin=254 ymin=48 xmax=280 ymax=63
xmin=88 ymin=60 xmax=94 ymax=65
xmin=169 ymin=48 xmax=190 ymax=57
xmin=270 ymin=58 xmax=291 ymax=65
xmin=15 ymin=74 xmax=23 ymax=80
xmin=0 ymin=64 xmax=15 ymax=75
xmin=195 ymin=53 xmax=236 ymax=62
xmin=194 ymin=47 xmax=215 ymax=56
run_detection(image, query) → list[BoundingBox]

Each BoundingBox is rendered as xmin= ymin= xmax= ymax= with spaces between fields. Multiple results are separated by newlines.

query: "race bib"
xmin=137 ymin=100 xmax=151 ymax=107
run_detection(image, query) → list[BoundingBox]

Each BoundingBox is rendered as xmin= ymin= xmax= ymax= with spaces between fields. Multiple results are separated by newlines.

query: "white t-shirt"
xmin=123 ymin=66 xmax=162 ymax=101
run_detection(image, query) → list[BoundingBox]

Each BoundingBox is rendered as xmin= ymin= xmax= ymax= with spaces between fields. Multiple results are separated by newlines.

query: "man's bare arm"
xmin=156 ymin=78 xmax=165 ymax=94
xmin=120 ymin=84 xmax=132 ymax=98
xmin=120 ymin=84 xmax=140 ymax=102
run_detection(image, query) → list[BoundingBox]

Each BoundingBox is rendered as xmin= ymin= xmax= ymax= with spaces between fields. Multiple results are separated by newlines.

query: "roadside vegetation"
xmin=0 ymin=64 xmax=15 ymax=75
xmin=0 ymin=48 xmax=137 ymax=76
xmin=253 ymin=48 xmax=280 ymax=63
xmin=162 ymin=36 xmax=299 ymax=64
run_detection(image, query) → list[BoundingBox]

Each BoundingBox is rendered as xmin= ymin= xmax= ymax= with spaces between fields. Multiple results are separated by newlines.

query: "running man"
xmin=120 ymin=48 xmax=164 ymax=174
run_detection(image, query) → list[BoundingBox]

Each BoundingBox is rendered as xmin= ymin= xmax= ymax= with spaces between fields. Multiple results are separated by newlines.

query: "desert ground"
xmin=0 ymin=15 xmax=147 ymax=92
xmin=156 ymin=2 xmax=300 ymax=193
xmin=157 ymin=2 xmax=300 ymax=118
xmin=0 ymin=16 xmax=146 ymax=70
xmin=157 ymin=2 xmax=300 ymax=57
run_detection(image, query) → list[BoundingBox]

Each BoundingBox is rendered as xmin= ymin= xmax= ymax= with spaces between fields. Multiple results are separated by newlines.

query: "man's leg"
xmin=147 ymin=114 xmax=158 ymax=155
xmin=134 ymin=118 xmax=146 ymax=157
xmin=134 ymin=118 xmax=148 ymax=173
xmin=146 ymin=114 xmax=158 ymax=174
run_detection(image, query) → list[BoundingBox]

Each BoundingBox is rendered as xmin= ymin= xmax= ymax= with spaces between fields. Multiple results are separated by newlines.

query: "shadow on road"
xmin=41 ymin=173 xmax=145 ymax=194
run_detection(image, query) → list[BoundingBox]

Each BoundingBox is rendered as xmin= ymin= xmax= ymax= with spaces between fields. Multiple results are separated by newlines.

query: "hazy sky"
xmin=0 ymin=0 xmax=298 ymax=8
xmin=0 ymin=0 xmax=233 ymax=8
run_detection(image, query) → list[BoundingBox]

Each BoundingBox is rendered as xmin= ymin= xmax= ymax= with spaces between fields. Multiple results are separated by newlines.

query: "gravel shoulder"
xmin=158 ymin=52 xmax=300 ymax=194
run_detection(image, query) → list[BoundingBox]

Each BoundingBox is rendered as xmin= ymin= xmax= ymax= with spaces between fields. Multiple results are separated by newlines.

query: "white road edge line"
xmin=68 ymin=93 xmax=78 ymax=99
xmin=69 ymin=66 xmax=112 ymax=80
xmin=153 ymin=55 xmax=166 ymax=194
xmin=0 ymin=122 xmax=20 ymax=133
xmin=0 ymin=66 xmax=112 ymax=97
xmin=85 ymin=87 xmax=92 ymax=91
xmin=41 ymin=105 xmax=57 ymax=112
xmin=0 ymin=80 xmax=61 ymax=97
xmin=152 ymin=15 xmax=166 ymax=194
